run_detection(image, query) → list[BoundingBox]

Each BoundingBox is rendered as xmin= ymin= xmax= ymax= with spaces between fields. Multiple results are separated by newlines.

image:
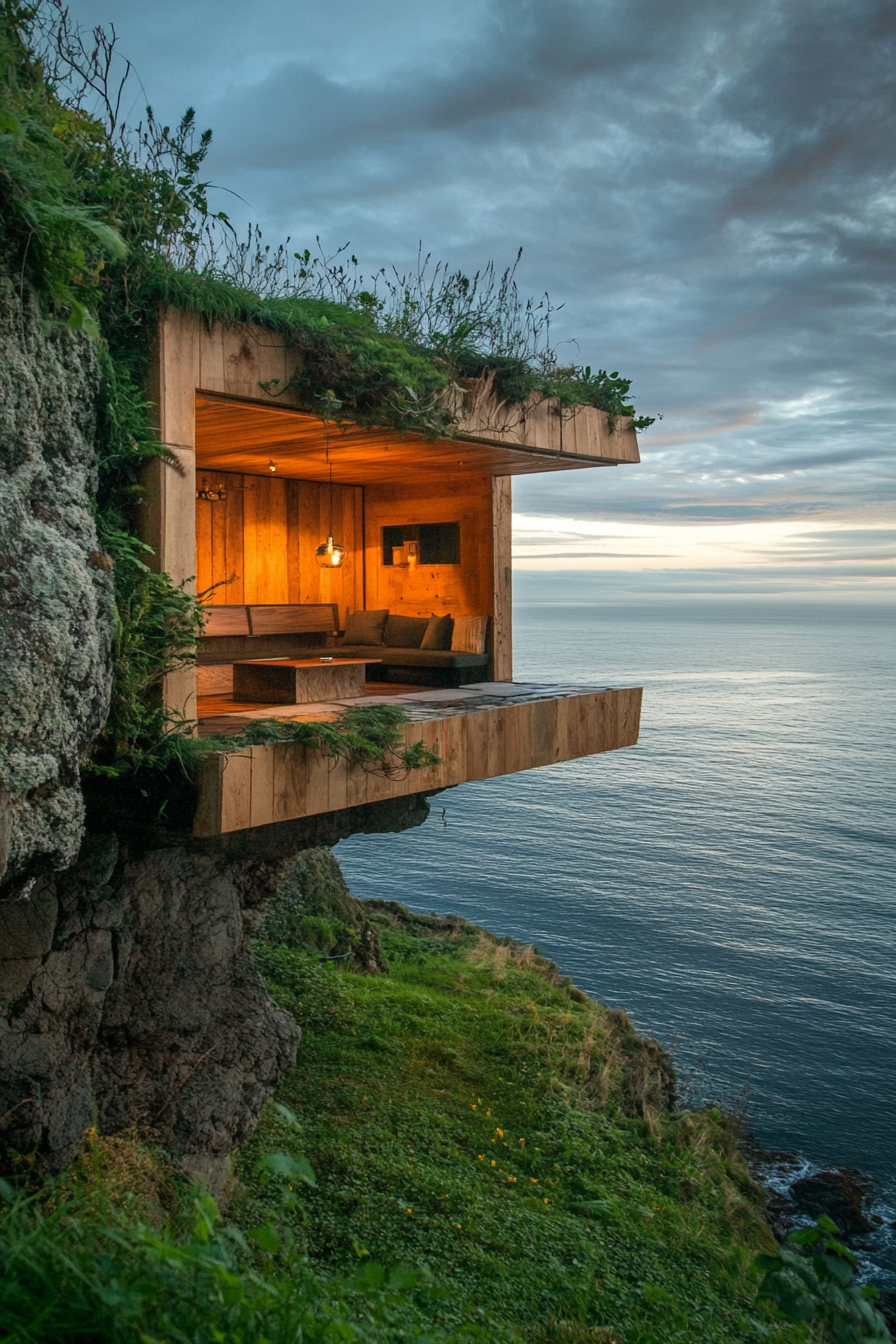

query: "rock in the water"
xmin=790 ymin=1169 xmax=874 ymax=1236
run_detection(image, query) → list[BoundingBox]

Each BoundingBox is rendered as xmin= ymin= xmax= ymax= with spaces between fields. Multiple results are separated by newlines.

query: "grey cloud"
xmin=63 ymin=0 xmax=896 ymax=595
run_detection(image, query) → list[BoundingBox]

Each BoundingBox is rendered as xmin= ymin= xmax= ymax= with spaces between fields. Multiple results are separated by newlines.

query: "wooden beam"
xmin=491 ymin=476 xmax=512 ymax=681
xmin=145 ymin=308 xmax=201 ymax=725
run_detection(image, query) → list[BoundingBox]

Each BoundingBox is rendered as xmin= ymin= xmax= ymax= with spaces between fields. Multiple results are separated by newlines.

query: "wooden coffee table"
xmin=232 ymin=658 xmax=382 ymax=705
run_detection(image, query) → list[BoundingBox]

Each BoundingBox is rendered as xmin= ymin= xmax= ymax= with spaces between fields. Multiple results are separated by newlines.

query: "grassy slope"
xmin=235 ymin=903 xmax=804 ymax=1344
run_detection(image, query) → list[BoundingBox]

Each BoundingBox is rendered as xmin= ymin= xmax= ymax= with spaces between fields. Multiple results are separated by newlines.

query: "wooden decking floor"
xmin=195 ymin=681 xmax=616 ymax=739
xmin=197 ymin=682 xmax=423 ymax=736
xmin=191 ymin=681 xmax=642 ymax=835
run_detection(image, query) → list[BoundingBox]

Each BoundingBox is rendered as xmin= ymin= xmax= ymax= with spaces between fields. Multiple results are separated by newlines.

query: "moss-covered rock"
xmin=264 ymin=846 xmax=388 ymax=973
xmin=0 ymin=799 xmax=428 ymax=1173
xmin=0 ymin=272 xmax=115 ymax=884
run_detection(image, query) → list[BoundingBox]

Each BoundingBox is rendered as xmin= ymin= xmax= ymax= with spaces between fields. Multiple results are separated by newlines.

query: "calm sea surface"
xmin=336 ymin=603 xmax=895 ymax=1278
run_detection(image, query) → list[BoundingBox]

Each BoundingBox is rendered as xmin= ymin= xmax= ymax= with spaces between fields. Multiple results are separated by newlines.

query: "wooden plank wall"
xmin=195 ymin=470 xmax=363 ymax=622
xmin=145 ymin=309 xmax=201 ymax=723
xmin=362 ymin=475 xmax=495 ymax=619
xmin=192 ymin=687 xmax=642 ymax=836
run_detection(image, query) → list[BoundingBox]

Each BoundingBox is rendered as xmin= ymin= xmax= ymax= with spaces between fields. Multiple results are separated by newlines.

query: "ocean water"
xmin=336 ymin=602 xmax=895 ymax=1277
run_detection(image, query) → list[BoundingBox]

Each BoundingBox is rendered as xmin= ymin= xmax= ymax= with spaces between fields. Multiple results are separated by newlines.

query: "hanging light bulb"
xmin=316 ymin=397 xmax=344 ymax=568
xmin=316 ymin=535 xmax=345 ymax=568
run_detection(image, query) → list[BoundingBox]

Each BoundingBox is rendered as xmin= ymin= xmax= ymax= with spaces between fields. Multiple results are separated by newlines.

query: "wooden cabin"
xmin=144 ymin=308 xmax=643 ymax=836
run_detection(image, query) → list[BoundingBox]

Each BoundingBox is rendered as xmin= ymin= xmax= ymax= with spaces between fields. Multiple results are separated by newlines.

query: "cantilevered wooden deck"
xmin=191 ymin=682 xmax=642 ymax=837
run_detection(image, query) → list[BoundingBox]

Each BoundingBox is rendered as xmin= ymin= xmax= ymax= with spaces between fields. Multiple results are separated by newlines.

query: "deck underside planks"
xmin=191 ymin=683 xmax=642 ymax=836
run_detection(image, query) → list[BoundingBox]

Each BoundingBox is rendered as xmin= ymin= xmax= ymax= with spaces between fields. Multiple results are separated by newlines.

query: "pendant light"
xmin=316 ymin=533 xmax=345 ymax=568
xmin=315 ymin=390 xmax=345 ymax=569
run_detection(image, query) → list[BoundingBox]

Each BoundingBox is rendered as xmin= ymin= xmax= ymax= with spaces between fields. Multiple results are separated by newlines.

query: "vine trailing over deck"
xmin=1 ymin=0 xmax=654 ymax=777
xmin=182 ymin=704 xmax=441 ymax=779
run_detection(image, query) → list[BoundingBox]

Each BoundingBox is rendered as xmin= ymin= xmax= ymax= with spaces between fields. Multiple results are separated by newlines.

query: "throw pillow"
xmin=420 ymin=613 xmax=454 ymax=650
xmin=343 ymin=609 xmax=389 ymax=645
xmin=383 ymin=614 xmax=430 ymax=648
xmin=451 ymin=615 xmax=489 ymax=654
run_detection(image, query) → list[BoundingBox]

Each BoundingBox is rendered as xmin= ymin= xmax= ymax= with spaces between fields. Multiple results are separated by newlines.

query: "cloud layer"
xmin=69 ymin=0 xmax=896 ymax=597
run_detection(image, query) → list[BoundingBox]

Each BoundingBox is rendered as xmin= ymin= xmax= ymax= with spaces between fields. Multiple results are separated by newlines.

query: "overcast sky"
xmin=67 ymin=0 xmax=895 ymax=604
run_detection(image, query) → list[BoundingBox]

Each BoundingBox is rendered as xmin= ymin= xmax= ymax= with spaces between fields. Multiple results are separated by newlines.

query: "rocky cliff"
xmin=0 ymin=274 xmax=115 ymax=886
xmin=0 ymin=798 xmax=428 ymax=1176
xmin=0 ymin=269 xmax=432 ymax=1174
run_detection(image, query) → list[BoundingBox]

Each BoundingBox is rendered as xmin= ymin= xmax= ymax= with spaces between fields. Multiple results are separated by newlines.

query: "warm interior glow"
xmin=194 ymin=395 xmax=632 ymax=486
xmin=316 ymin=536 xmax=345 ymax=568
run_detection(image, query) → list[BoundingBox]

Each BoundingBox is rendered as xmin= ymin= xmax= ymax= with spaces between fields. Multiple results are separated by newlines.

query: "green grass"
xmin=0 ymin=1135 xmax=491 ymax=1343
xmin=0 ymin=887 xmax=832 ymax=1342
xmin=234 ymin=904 xmax=809 ymax=1343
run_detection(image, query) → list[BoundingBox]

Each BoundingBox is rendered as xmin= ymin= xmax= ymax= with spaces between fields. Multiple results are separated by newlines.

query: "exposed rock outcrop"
xmin=0 ymin=794 xmax=430 ymax=1171
xmin=790 ymin=1169 xmax=875 ymax=1237
xmin=0 ymin=275 xmax=115 ymax=884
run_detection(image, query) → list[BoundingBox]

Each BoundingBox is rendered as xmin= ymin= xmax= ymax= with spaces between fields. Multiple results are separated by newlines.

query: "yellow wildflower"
xmin=491 ymin=1160 xmax=496 ymax=1167
xmin=496 ymin=1128 xmax=504 ymax=1139
xmin=530 ymin=1178 xmax=538 ymax=1184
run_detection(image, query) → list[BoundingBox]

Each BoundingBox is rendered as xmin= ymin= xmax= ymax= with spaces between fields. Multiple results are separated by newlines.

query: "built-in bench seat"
xmin=201 ymin=603 xmax=340 ymax=646
xmin=198 ymin=603 xmax=341 ymax=695
xmin=302 ymin=644 xmax=489 ymax=687
xmin=197 ymin=604 xmax=490 ymax=695
xmin=314 ymin=610 xmax=490 ymax=687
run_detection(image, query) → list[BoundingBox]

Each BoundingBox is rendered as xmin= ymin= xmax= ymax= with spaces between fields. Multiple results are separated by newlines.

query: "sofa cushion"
xmin=421 ymin=613 xmax=454 ymax=650
xmin=301 ymin=645 xmax=487 ymax=669
xmin=300 ymin=647 xmax=382 ymax=660
xmin=452 ymin=615 xmax=489 ymax=654
xmin=378 ymin=649 xmax=488 ymax=668
xmin=383 ymin=614 xmax=429 ymax=648
xmin=343 ymin=609 xmax=388 ymax=645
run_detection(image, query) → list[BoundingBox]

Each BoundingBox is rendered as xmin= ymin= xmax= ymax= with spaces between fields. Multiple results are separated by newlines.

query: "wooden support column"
xmin=144 ymin=308 xmax=200 ymax=724
xmin=492 ymin=475 xmax=513 ymax=681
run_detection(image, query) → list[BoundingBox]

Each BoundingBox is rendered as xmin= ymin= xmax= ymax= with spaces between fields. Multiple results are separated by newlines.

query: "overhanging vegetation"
xmin=1 ymin=0 xmax=655 ymax=777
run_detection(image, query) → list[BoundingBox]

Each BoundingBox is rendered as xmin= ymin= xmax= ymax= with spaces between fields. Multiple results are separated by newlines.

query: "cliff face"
xmin=0 ymin=266 xmax=433 ymax=1173
xmin=0 ymin=796 xmax=429 ymax=1172
xmin=0 ymin=274 xmax=115 ymax=885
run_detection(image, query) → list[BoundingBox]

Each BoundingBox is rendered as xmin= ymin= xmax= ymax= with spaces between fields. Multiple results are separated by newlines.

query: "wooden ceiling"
xmin=194 ymin=394 xmax=614 ymax=486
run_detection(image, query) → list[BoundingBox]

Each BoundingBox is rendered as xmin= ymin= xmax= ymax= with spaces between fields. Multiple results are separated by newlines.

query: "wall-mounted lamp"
xmin=267 ymin=460 xmax=277 ymax=473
